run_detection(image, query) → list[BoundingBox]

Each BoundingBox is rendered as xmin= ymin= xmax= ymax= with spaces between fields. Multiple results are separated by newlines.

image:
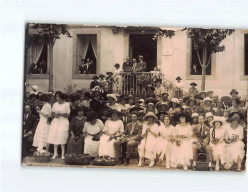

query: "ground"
xmin=22 ymin=156 xmax=244 ymax=172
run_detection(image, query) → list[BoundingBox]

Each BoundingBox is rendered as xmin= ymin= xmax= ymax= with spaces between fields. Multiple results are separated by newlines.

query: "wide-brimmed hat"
xmin=228 ymin=110 xmax=244 ymax=120
xmin=145 ymin=97 xmax=157 ymax=105
xmin=203 ymin=97 xmax=213 ymax=103
xmin=199 ymin=91 xmax=207 ymax=96
xmin=133 ymin=97 xmax=142 ymax=104
xmin=147 ymin=102 xmax=155 ymax=108
xmin=191 ymin=112 xmax=199 ymax=118
xmin=226 ymin=116 xmax=241 ymax=123
xmin=127 ymin=95 xmax=134 ymax=99
xmin=106 ymin=72 xmax=113 ymax=76
xmin=213 ymin=116 xmax=226 ymax=126
xmin=176 ymin=76 xmax=182 ymax=81
xmin=129 ymin=106 xmax=143 ymax=113
xmin=170 ymin=98 xmax=180 ymax=104
xmin=92 ymin=75 xmax=99 ymax=80
xmin=107 ymin=94 xmax=118 ymax=102
xmin=137 ymin=110 xmax=146 ymax=116
xmin=86 ymin=111 xmax=98 ymax=122
xmin=173 ymin=111 xmax=192 ymax=123
xmin=143 ymin=112 xmax=158 ymax=121
xmin=190 ymin=82 xmax=197 ymax=86
xmin=205 ymin=112 xmax=214 ymax=120
xmin=31 ymin=85 xmax=39 ymax=91
xmin=161 ymin=90 xmax=169 ymax=96
xmin=230 ymin=89 xmax=239 ymax=95
xmin=154 ymin=78 xmax=162 ymax=83
xmin=99 ymin=74 xmax=106 ymax=78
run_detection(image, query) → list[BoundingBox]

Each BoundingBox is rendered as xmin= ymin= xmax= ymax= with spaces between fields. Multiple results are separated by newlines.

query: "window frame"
xmin=72 ymin=29 xmax=101 ymax=79
xmin=186 ymin=38 xmax=216 ymax=80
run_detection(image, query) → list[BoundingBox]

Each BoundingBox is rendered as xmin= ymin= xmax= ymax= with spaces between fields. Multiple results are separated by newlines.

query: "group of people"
xmin=78 ymin=58 xmax=96 ymax=74
xmin=23 ymin=73 xmax=247 ymax=171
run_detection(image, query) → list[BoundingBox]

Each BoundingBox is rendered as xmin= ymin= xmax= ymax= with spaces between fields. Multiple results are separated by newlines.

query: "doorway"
xmin=129 ymin=34 xmax=157 ymax=71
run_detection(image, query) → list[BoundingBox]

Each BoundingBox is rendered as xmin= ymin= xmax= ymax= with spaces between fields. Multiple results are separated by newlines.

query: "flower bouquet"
xmin=33 ymin=150 xmax=53 ymax=163
xmin=64 ymin=153 xmax=91 ymax=165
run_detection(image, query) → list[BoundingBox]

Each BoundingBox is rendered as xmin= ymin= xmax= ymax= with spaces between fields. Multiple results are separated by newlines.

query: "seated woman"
xmin=212 ymin=99 xmax=224 ymax=117
xmin=98 ymin=109 xmax=124 ymax=162
xmin=224 ymin=116 xmax=245 ymax=171
xmin=168 ymin=98 xmax=181 ymax=117
xmin=170 ymin=112 xmax=193 ymax=170
xmin=83 ymin=111 xmax=104 ymax=157
xmin=67 ymin=107 xmax=86 ymax=154
xmin=138 ymin=112 xmax=159 ymax=167
xmin=156 ymin=115 xmax=174 ymax=168
xmin=209 ymin=116 xmax=226 ymax=171
xmin=106 ymin=94 xmax=119 ymax=110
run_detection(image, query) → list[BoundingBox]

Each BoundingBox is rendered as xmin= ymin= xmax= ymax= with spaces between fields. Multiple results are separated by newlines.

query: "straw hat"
xmin=170 ymin=98 xmax=180 ymax=104
xmin=205 ymin=112 xmax=214 ymax=120
xmin=192 ymin=112 xmax=199 ymax=118
xmin=230 ymin=89 xmax=239 ymax=95
xmin=143 ymin=112 xmax=158 ymax=121
xmin=213 ymin=116 xmax=226 ymax=126
xmin=106 ymin=94 xmax=117 ymax=102
xmin=203 ymin=97 xmax=213 ymax=103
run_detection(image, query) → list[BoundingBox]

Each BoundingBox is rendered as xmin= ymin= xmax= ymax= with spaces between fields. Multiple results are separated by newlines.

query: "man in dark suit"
xmin=114 ymin=112 xmax=142 ymax=166
xmin=138 ymin=55 xmax=147 ymax=72
xmin=90 ymin=75 xmax=100 ymax=89
xmin=192 ymin=115 xmax=213 ymax=170
xmin=82 ymin=58 xmax=93 ymax=74
xmin=123 ymin=57 xmax=132 ymax=72
xmin=22 ymin=105 xmax=38 ymax=158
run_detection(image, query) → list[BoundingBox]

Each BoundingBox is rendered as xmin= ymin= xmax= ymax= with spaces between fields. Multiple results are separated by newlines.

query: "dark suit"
xmin=123 ymin=62 xmax=132 ymax=72
xmin=114 ymin=121 xmax=142 ymax=159
xmin=191 ymin=69 xmax=201 ymax=75
xmin=90 ymin=81 xmax=100 ymax=89
xmin=193 ymin=124 xmax=212 ymax=161
xmin=22 ymin=114 xmax=38 ymax=158
xmin=81 ymin=63 xmax=93 ymax=74
xmin=138 ymin=61 xmax=147 ymax=72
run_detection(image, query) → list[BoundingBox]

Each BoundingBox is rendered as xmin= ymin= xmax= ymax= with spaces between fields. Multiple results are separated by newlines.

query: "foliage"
xmin=153 ymin=29 xmax=175 ymax=41
xmin=28 ymin=23 xmax=72 ymax=47
xmin=64 ymin=84 xmax=89 ymax=95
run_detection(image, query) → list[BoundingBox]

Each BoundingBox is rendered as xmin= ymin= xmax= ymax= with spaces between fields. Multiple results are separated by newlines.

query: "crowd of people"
xmin=23 ymin=72 xmax=248 ymax=171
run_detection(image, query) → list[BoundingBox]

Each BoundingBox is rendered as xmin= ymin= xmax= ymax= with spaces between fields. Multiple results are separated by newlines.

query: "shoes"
xmin=52 ymin=154 xmax=58 ymax=160
xmin=124 ymin=159 xmax=129 ymax=166
xmin=138 ymin=160 xmax=143 ymax=167
xmin=118 ymin=158 xmax=124 ymax=165
xmin=61 ymin=154 xmax=65 ymax=160
xmin=149 ymin=160 xmax=155 ymax=167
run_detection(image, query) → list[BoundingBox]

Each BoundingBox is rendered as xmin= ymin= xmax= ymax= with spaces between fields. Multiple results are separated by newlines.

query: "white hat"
xmin=147 ymin=102 xmax=155 ymax=107
xmin=205 ymin=112 xmax=214 ymax=120
xmin=107 ymin=94 xmax=117 ymax=102
xmin=171 ymin=98 xmax=180 ymax=104
xmin=203 ymin=97 xmax=213 ymax=103
xmin=31 ymin=85 xmax=38 ymax=91
xmin=213 ymin=116 xmax=226 ymax=126
xmin=192 ymin=113 xmax=199 ymax=118
xmin=143 ymin=112 xmax=158 ymax=120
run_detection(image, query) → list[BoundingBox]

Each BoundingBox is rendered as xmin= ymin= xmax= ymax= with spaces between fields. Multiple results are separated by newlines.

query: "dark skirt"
xmin=67 ymin=136 xmax=84 ymax=154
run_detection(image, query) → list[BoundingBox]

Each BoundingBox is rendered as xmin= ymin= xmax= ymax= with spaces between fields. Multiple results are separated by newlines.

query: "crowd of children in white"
xmin=23 ymin=75 xmax=247 ymax=171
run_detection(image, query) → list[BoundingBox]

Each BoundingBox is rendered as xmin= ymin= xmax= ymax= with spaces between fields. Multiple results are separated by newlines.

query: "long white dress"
xmin=33 ymin=103 xmax=52 ymax=150
xmin=138 ymin=122 xmax=159 ymax=160
xmin=98 ymin=119 xmax=124 ymax=158
xmin=47 ymin=102 xmax=70 ymax=145
xmin=83 ymin=119 xmax=104 ymax=157
xmin=170 ymin=124 xmax=193 ymax=167
xmin=224 ymin=124 xmax=245 ymax=169
xmin=156 ymin=123 xmax=174 ymax=160
xmin=209 ymin=126 xmax=226 ymax=164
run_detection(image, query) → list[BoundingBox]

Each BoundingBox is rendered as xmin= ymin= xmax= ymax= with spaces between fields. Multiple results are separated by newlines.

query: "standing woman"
xmin=156 ymin=115 xmax=174 ymax=168
xmin=67 ymin=107 xmax=86 ymax=154
xmin=47 ymin=92 xmax=70 ymax=159
xmin=83 ymin=111 xmax=104 ymax=157
xmin=170 ymin=112 xmax=193 ymax=170
xmin=33 ymin=94 xmax=52 ymax=152
xmin=138 ymin=112 xmax=159 ymax=167
xmin=224 ymin=117 xmax=245 ymax=171
xmin=209 ymin=117 xmax=226 ymax=171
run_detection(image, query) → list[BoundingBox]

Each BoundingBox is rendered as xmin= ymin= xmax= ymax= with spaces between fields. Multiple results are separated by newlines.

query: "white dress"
xmin=83 ymin=119 xmax=104 ymax=157
xmin=33 ymin=103 xmax=52 ymax=150
xmin=156 ymin=123 xmax=174 ymax=160
xmin=224 ymin=125 xmax=245 ymax=169
xmin=47 ymin=102 xmax=70 ymax=145
xmin=209 ymin=126 xmax=226 ymax=164
xmin=170 ymin=124 xmax=193 ymax=167
xmin=138 ymin=122 xmax=159 ymax=160
xmin=98 ymin=119 xmax=124 ymax=158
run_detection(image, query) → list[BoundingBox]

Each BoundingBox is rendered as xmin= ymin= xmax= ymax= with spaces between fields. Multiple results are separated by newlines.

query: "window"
xmin=191 ymin=41 xmax=211 ymax=75
xmin=26 ymin=38 xmax=48 ymax=75
xmin=245 ymin=34 xmax=248 ymax=75
xmin=77 ymin=34 xmax=97 ymax=75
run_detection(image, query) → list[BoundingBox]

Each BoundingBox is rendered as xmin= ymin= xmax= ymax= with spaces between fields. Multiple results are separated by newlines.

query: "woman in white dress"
xmin=83 ymin=111 xmax=104 ymax=157
xmin=47 ymin=92 xmax=70 ymax=160
xmin=224 ymin=117 xmax=245 ymax=171
xmin=170 ymin=112 xmax=193 ymax=170
xmin=209 ymin=116 xmax=226 ymax=171
xmin=156 ymin=115 xmax=174 ymax=168
xmin=33 ymin=94 xmax=52 ymax=151
xmin=138 ymin=112 xmax=159 ymax=167
xmin=98 ymin=109 xmax=124 ymax=159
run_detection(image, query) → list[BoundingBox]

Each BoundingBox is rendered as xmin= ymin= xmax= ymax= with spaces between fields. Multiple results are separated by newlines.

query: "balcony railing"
xmin=118 ymin=71 xmax=189 ymax=97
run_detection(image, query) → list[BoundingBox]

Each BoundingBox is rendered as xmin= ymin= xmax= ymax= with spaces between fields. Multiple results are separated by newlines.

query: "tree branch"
xmin=196 ymin=50 xmax=203 ymax=66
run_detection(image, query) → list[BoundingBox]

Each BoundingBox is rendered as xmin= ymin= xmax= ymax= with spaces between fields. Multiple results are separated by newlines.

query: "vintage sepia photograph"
xmin=22 ymin=23 xmax=248 ymax=172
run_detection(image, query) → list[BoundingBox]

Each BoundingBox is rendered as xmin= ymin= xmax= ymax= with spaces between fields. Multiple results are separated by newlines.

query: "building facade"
xmin=25 ymin=25 xmax=248 ymax=97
